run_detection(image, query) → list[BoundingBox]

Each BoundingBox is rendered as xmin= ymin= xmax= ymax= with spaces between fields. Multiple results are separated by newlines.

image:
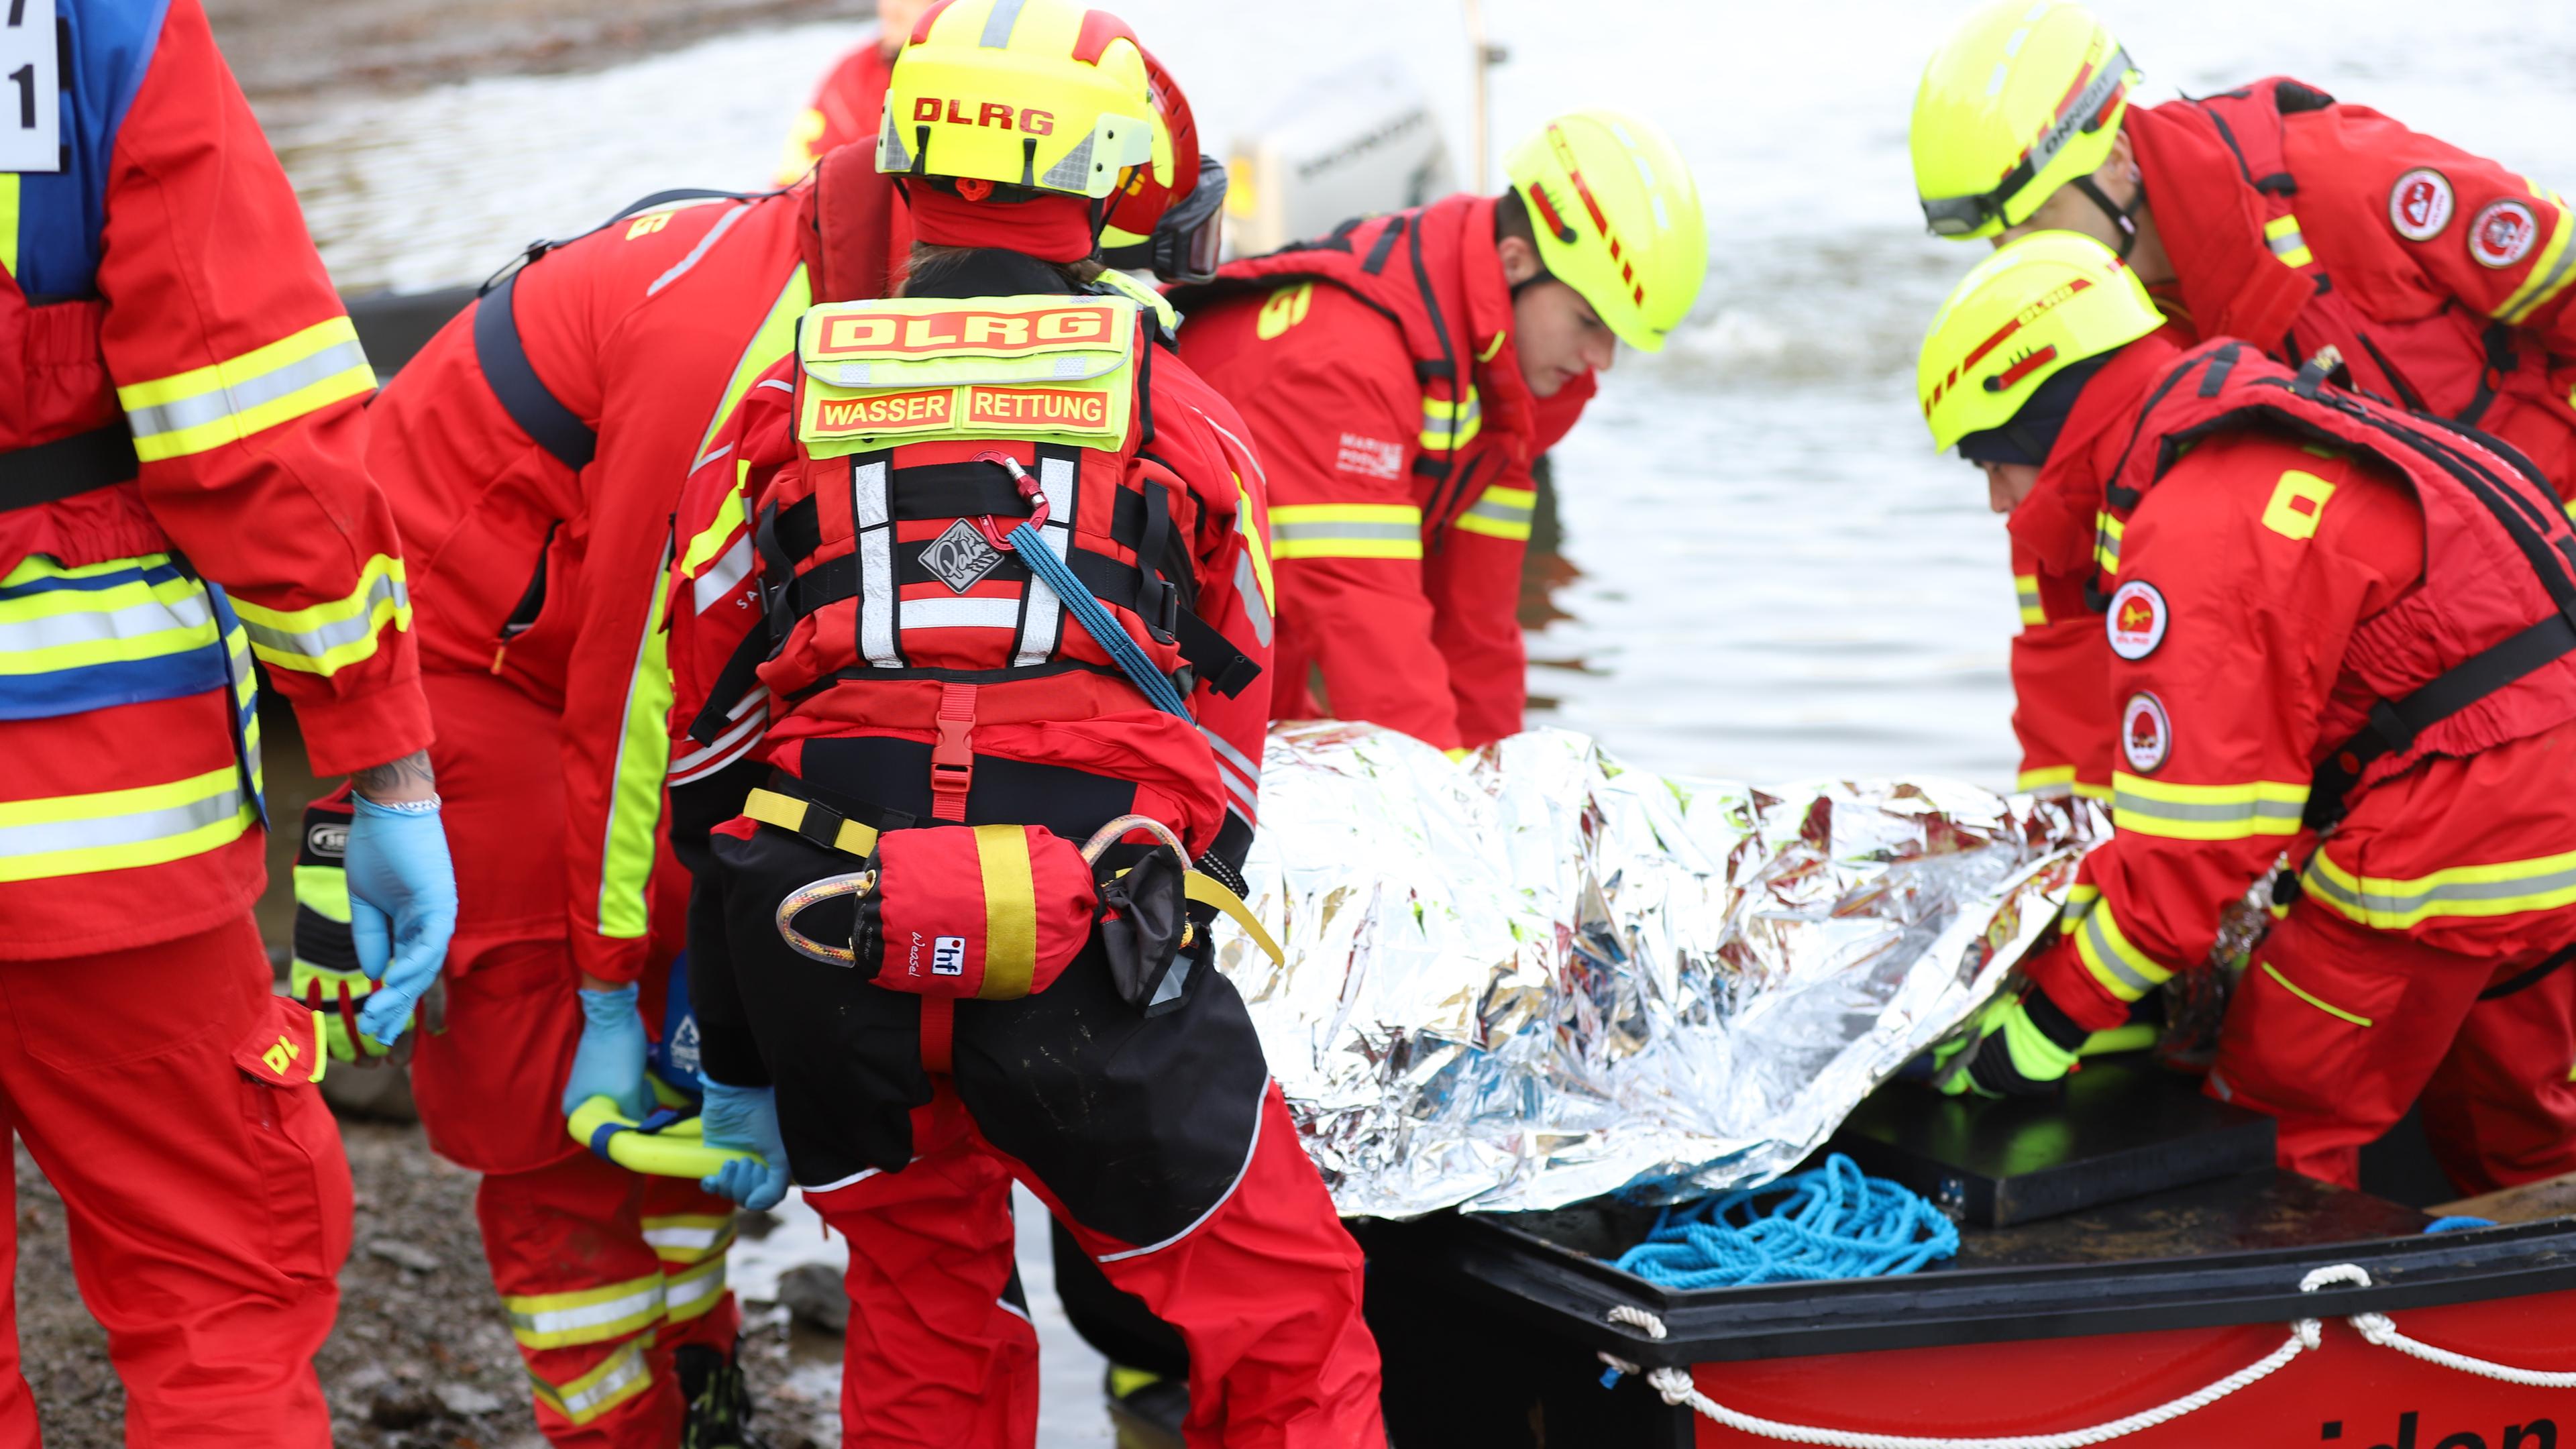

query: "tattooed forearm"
xmin=352 ymin=749 xmax=439 ymax=804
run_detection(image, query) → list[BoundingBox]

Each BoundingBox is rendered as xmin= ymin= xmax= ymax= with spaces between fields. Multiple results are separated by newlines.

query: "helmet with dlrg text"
xmin=1911 ymin=0 xmax=2142 ymax=240
xmin=1501 ymin=109 xmax=1709 ymax=352
xmin=1917 ymin=231 xmax=2162 ymax=456
xmin=1098 ymin=42 xmax=1229 ymax=283
xmin=877 ymin=0 xmax=1176 ymax=261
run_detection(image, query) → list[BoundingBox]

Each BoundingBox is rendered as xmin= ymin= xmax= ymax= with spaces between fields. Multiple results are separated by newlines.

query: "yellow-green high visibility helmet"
xmin=1503 ymin=110 xmax=1707 ymax=352
xmin=1918 ymin=231 xmax=2161 ymax=453
xmin=1911 ymin=0 xmax=2141 ymax=239
xmin=877 ymin=0 xmax=1172 ymax=201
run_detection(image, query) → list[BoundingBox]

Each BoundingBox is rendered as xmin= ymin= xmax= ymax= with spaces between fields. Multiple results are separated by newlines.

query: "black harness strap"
xmin=2304 ymin=610 xmax=2576 ymax=832
xmin=474 ymin=268 xmax=597 ymax=472
xmin=0 ymin=421 xmax=140 ymax=513
xmin=2479 ymin=943 xmax=2576 ymax=1002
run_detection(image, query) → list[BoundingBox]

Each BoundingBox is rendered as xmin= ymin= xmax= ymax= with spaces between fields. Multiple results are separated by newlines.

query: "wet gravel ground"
xmin=11 ymin=1124 xmax=847 ymax=1449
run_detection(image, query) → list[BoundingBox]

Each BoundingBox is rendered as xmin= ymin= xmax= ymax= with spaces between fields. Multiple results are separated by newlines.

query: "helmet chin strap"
xmin=2070 ymin=174 xmax=2143 ymax=260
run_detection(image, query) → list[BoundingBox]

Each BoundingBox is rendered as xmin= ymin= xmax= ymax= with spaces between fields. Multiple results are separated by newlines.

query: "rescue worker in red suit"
xmin=1171 ymin=111 xmax=1707 ymax=752
xmin=667 ymin=3 xmax=1385 ymax=1444
xmin=0 ymin=0 xmax=458 ymax=1439
xmin=1915 ymin=0 xmax=2576 ymax=804
xmin=1919 ymin=233 xmax=2576 ymax=1195
xmin=774 ymin=0 xmax=936 ymax=191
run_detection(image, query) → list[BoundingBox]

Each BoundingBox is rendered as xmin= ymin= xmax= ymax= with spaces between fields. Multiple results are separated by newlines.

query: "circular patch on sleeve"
xmin=2387 ymin=168 xmax=2455 ymax=242
xmin=2106 ymin=580 xmax=2169 ymax=661
xmin=2121 ymin=692 xmax=2173 ymax=774
xmin=2469 ymin=198 xmax=2541 ymax=269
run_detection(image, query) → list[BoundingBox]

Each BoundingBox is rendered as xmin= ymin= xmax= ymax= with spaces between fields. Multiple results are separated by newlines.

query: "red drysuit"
xmin=362 ymin=150 xmax=902 ymax=1440
xmin=1 ymin=1 xmax=429 ymax=1438
xmin=2009 ymin=80 xmax=2576 ymax=798
xmin=1174 ymin=195 xmax=1594 ymax=751
xmin=668 ymin=263 xmax=1379 ymax=1447
xmin=2015 ymin=335 xmax=2576 ymax=1191
xmin=773 ymin=34 xmax=915 ymax=270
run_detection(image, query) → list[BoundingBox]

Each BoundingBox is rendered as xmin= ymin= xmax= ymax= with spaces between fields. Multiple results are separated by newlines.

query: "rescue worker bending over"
xmin=1918 ymin=233 xmax=2576 ymax=1195
xmin=1915 ymin=0 xmax=2576 ymax=804
xmin=1170 ymin=111 xmax=1707 ymax=753
xmin=0 ymin=1 xmax=454 ymax=1440
xmin=669 ymin=3 xmax=1385 ymax=1446
xmin=335 ymin=146 xmax=916 ymax=1448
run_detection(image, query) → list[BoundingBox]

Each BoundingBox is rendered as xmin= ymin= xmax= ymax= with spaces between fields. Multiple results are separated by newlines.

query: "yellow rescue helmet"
xmin=1503 ymin=109 xmax=1708 ymax=353
xmin=877 ymin=0 xmax=1173 ymax=203
xmin=1918 ymin=231 xmax=2161 ymax=453
xmin=1911 ymin=0 xmax=2141 ymax=239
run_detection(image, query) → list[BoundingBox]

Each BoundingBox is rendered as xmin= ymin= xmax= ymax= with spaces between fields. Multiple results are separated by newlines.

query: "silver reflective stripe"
xmin=647 ymin=204 xmax=749 ymax=297
xmin=1271 ymin=520 xmax=1419 ymax=544
xmin=904 ymin=596 xmax=1021 ymax=631
xmin=693 ymin=535 xmax=755 ymax=615
xmin=0 ymin=587 xmax=212 ymax=661
xmin=2081 ymin=908 xmax=2159 ymax=996
xmin=506 ymin=1283 xmax=663 ymax=1340
xmin=1040 ymin=133 xmax=1097 ymax=192
xmin=853 ymin=461 xmax=898 ymax=667
xmin=2267 ymin=227 xmax=2306 ymax=258
xmin=979 ymin=0 xmax=1030 ymax=46
xmin=1198 ymin=725 xmax=1262 ymax=786
xmin=663 ymin=1261 xmax=727 ymax=1316
xmin=1233 ymin=551 xmax=1273 ymax=647
xmin=641 ymin=1222 xmax=727 ymax=1254
xmin=2112 ymin=789 xmax=2306 ymax=828
xmin=1012 ymin=455 xmax=1077 ymax=666
xmin=237 ymin=570 xmax=408 ymax=663
xmin=553 ymin=1342 xmax=651 ymax=1419
xmin=123 ymin=339 xmax=372 ymax=440
xmin=0 ymin=778 xmax=244 ymax=863
xmin=1097 ymin=1084 xmax=1267 ymax=1263
xmin=2305 ymin=860 xmax=2576 ymax=918
xmin=1463 ymin=492 xmax=1532 ymax=529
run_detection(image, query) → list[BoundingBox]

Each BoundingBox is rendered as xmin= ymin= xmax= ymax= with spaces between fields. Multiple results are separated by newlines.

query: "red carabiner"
xmin=971 ymin=450 xmax=1051 ymax=551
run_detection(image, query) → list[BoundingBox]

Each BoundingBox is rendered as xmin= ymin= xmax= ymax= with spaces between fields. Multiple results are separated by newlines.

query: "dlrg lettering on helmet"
xmin=911 ymin=97 xmax=1057 ymax=136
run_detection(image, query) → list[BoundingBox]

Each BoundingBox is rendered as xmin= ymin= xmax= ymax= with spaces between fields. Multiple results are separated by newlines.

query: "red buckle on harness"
xmin=930 ymin=683 xmax=976 ymax=822
xmin=971 ymin=450 xmax=1049 ymax=553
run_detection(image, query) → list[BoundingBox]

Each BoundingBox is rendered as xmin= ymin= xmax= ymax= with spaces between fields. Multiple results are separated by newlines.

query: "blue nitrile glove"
xmin=697 ymin=1077 xmax=789 ymax=1211
xmin=563 ymin=983 xmax=653 ymax=1120
xmin=342 ymin=792 xmax=458 ymax=1045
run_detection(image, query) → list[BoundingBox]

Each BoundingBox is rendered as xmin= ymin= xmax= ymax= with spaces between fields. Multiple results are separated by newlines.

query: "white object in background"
xmin=1224 ymin=54 xmax=1454 ymax=256
xmin=1 ymin=0 xmax=61 ymax=174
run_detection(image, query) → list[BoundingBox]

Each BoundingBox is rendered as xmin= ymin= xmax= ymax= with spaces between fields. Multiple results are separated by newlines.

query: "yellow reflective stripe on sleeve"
xmin=0 ymin=765 xmax=255 ymax=883
xmin=2015 ymin=573 xmax=2045 ymax=627
xmin=1270 ymin=503 xmax=1424 ymax=561
xmin=2301 ymin=845 xmax=2576 ymax=930
xmin=661 ymin=1253 xmax=729 ymax=1324
xmin=1236 ymin=482 xmax=1276 ymax=612
xmin=2497 ymin=185 xmax=2576 ymax=325
xmin=227 ymin=555 xmax=410 ymax=676
xmin=2093 ymin=512 xmax=2123 ymax=575
xmin=2111 ymin=773 xmax=2308 ymax=841
xmin=596 ymin=540 xmax=677 ymax=942
xmin=0 ymin=173 xmax=17 ymax=281
xmin=694 ymin=264 xmax=813 ymax=462
xmin=504 ymin=1273 xmax=665 ymax=1349
xmin=2263 ymin=213 xmax=2314 ymax=270
xmin=2012 ymin=765 xmax=2110 ymax=802
xmin=640 ymin=1214 xmax=735 ymax=1264
xmin=529 ymin=1339 xmax=655 ymax=1426
xmin=1418 ymin=387 xmax=1483 ymax=451
xmin=117 ymin=317 xmax=376 ymax=461
xmin=2259 ymin=960 xmax=2373 ymax=1027
xmin=2074 ymin=898 xmax=2177 ymax=1001
xmin=1453 ymin=484 xmax=1536 ymax=541
xmin=0 ymin=555 xmax=219 ymax=674
xmin=2059 ymin=881 xmax=2102 ymax=926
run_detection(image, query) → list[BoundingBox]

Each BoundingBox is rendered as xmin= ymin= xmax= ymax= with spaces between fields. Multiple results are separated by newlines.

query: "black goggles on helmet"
xmin=1919 ymin=46 xmax=2135 ymax=237
xmin=1102 ymin=155 xmax=1230 ymax=284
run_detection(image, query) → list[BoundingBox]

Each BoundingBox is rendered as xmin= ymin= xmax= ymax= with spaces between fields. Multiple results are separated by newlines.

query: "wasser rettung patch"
xmin=796 ymin=295 xmax=1136 ymax=456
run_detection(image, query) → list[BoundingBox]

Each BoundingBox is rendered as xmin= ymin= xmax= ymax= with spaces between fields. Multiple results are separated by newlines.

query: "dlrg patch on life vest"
xmin=796 ymin=295 xmax=1136 ymax=455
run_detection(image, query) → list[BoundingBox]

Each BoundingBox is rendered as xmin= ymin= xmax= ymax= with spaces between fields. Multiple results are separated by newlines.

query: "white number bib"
xmin=2 ymin=0 xmax=62 ymax=174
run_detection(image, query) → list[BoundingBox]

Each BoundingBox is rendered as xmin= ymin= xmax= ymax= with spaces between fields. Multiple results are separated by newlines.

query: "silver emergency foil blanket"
xmin=1212 ymin=723 xmax=2104 ymax=1220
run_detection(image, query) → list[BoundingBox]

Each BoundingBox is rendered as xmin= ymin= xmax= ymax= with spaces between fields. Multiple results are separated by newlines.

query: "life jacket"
xmin=2098 ymin=340 xmax=2576 ymax=830
xmin=705 ymin=286 xmax=1256 ymax=824
xmin=1168 ymin=195 xmax=1536 ymax=529
xmin=2134 ymin=79 xmax=2565 ymax=443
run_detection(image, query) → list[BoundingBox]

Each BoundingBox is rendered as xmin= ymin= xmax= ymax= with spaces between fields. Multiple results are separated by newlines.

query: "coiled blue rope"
xmin=1611 ymin=1154 xmax=1960 ymax=1291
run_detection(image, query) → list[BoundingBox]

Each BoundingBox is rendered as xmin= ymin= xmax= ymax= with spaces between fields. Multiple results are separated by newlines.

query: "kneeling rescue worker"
xmin=667 ymin=2 xmax=1386 ymax=1446
xmin=1 ymin=0 xmax=458 ymax=1438
xmin=1919 ymin=232 xmax=2576 ymax=1195
xmin=1915 ymin=0 xmax=2576 ymax=806
xmin=1169 ymin=109 xmax=1707 ymax=753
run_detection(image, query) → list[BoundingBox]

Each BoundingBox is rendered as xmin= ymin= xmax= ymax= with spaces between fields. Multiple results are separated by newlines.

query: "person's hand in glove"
xmin=1929 ymin=989 xmax=2090 ymax=1098
xmin=343 ymin=755 xmax=458 ymax=1046
xmin=696 ymin=1077 xmax=789 ymax=1211
xmin=561 ymin=982 xmax=652 ymax=1120
xmin=290 ymin=958 xmax=398 ymax=1063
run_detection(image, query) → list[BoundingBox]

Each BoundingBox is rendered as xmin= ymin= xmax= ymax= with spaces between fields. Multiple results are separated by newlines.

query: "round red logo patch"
xmin=2388 ymin=168 xmax=2454 ymax=242
xmin=2106 ymin=580 xmax=2169 ymax=661
xmin=2121 ymin=692 xmax=2173 ymax=774
xmin=2470 ymin=199 xmax=2540 ymax=269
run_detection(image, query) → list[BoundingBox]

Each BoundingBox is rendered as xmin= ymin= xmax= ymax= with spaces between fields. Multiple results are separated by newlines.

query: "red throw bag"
xmin=863 ymin=824 xmax=1098 ymax=1000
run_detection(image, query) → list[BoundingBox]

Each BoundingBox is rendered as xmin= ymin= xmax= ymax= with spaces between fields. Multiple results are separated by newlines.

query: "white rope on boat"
xmin=1592 ymin=1259 xmax=2573 ymax=1447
